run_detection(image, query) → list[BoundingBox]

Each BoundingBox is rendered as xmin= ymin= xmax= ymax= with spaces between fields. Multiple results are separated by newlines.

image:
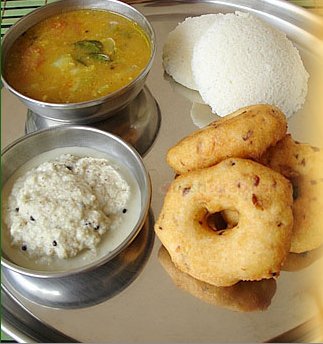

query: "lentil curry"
xmin=4 ymin=9 xmax=151 ymax=103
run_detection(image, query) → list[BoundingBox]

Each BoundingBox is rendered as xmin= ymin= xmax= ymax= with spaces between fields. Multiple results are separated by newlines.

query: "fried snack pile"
xmin=155 ymin=104 xmax=323 ymax=288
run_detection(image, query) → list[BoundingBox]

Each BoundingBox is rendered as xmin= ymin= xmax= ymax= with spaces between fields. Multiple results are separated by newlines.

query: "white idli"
xmin=163 ymin=14 xmax=222 ymax=90
xmin=192 ymin=12 xmax=309 ymax=117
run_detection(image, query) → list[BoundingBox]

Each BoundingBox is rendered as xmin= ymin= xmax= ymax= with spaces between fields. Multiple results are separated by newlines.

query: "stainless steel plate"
xmin=1 ymin=0 xmax=323 ymax=342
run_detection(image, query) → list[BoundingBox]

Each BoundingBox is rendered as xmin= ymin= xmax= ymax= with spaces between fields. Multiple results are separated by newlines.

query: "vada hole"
xmin=206 ymin=209 xmax=239 ymax=233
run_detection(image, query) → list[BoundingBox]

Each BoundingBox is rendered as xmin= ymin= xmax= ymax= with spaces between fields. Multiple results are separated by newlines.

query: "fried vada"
xmin=167 ymin=104 xmax=287 ymax=174
xmin=261 ymin=135 xmax=323 ymax=253
xmin=155 ymin=158 xmax=293 ymax=287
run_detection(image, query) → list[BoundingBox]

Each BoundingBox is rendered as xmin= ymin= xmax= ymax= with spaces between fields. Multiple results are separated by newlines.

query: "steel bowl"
xmin=1 ymin=126 xmax=151 ymax=278
xmin=1 ymin=0 xmax=156 ymax=123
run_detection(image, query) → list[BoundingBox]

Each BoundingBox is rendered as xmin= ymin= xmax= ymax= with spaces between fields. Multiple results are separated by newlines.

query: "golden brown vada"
xmin=155 ymin=158 xmax=293 ymax=287
xmin=166 ymin=104 xmax=287 ymax=174
xmin=261 ymin=134 xmax=323 ymax=253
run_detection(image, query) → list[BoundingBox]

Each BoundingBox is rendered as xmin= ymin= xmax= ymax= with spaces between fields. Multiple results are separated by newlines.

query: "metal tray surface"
xmin=1 ymin=0 xmax=323 ymax=342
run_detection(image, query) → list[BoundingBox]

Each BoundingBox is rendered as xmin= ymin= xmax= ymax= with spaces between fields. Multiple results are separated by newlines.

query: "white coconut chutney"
xmin=2 ymin=147 xmax=142 ymax=271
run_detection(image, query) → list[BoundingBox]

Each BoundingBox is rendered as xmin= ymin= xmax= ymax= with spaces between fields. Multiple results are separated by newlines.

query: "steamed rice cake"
xmin=163 ymin=14 xmax=222 ymax=90
xmin=192 ymin=12 xmax=309 ymax=117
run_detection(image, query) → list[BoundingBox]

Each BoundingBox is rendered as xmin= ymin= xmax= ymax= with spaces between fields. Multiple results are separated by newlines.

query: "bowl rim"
xmin=1 ymin=125 xmax=152 ymax=278
xmin=1 ymin=0 xmax=156 ymax=109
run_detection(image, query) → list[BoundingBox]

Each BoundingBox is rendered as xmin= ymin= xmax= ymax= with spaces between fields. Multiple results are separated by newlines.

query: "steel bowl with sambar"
xmin=1 ymin=0 xmax=156 ymax=123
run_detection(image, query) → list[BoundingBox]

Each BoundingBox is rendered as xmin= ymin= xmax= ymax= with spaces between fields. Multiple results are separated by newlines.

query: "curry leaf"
xmin=74 ymin=40 xmax=103 ymax=54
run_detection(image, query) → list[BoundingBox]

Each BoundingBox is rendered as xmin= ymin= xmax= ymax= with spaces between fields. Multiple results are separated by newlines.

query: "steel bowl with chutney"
xmin=1 ymin=0 xmax=156 ymax=123
xmin=1 ymin=126 xmax=152 ymax=282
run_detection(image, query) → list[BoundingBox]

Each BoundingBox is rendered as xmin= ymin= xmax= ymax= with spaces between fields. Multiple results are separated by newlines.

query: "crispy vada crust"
xmin=166 ymin=104 xmax=287 ymax=174
xmin=158 ymin=246 xmax=277 ymax=312
xmin=261 ymin=135 xmax=323 ymax=253
xmin=155 ymin=158 xmax=293 ymax=287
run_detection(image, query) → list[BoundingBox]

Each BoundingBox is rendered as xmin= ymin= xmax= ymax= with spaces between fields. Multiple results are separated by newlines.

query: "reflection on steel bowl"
xmin=1 ymin=0 xmax=156 ymax=123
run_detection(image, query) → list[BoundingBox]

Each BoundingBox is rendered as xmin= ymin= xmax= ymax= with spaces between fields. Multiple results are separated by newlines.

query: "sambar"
xmin=4 ymin=9 xmax=151 ymax=104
